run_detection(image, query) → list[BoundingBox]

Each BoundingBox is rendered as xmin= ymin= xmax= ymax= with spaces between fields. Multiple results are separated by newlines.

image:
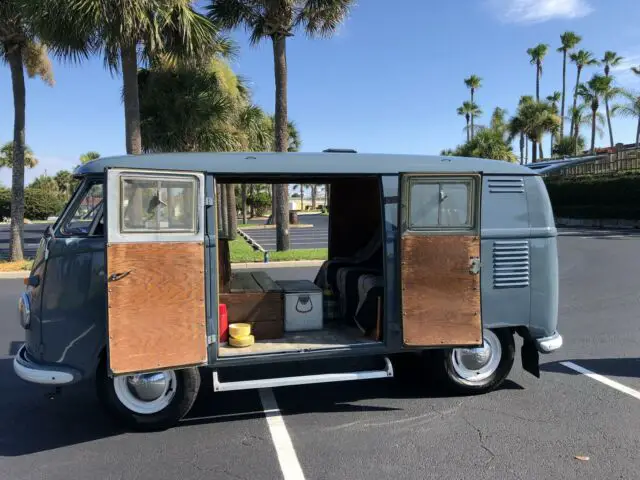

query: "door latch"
xmin=469 ymin=257 xmax=481 ymax=275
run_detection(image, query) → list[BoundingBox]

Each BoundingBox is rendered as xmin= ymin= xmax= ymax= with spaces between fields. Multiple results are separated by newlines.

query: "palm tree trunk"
xmin=532 ymin=140 xmax=537 ymax=163
xmin=311 ymin=185 xmax=317 ymax=209
xmin=574 ymin=119 xmax=581 ymax=155
xmin=7 ymin=47 xmax=26 ymax=262
xmin=272 ymin=35 xmax=290 ymax=251
xmin=226 ymin=183 xmax=237 ymax=239
xmin=120 ymin=43 xmax=142 ymax=155
xmin=605 ymin=98 xmax=614 ymax=147
xmin=636 ymin=116 xmax=640 ymax=150
xmin=538 ymin=141 xmax=543 ymax=160
xmin=550 ymin=133 xmax=554 ymax=157
xmin=519 ymin=133 xmax=524 ymax=164
xmin=465 ymin=114 xmax=470 ymax=142
xmin=570 ymin=67 xmax=582 ymax=139
xmin=241 ymin=184 xmax=247 ymax=224
xmin=536 ymin=65 xmax=540 ymax=101
xmin=560 ymin=50 xmax=567 ymax=140
xmin=470 ymin=90 xmax=475 ymax=140
xmin=590 ymin=108 xmax=597 ymax=153
xmin=525 ymin=138 xmax=529 ymax=163
xmin=249 ymin=184 xmax=255 ymax=218
xmin=300 ymin=186 xmax=304 ymax=212
xmin=220 ymin=184 xmax=229 ymax=237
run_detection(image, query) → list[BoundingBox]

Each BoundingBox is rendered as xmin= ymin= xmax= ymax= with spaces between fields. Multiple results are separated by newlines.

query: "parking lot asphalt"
xmin=240 ymin=214 xmax=329 ymax=250
xmin=1 ymin=232 xmax=640 ymax=479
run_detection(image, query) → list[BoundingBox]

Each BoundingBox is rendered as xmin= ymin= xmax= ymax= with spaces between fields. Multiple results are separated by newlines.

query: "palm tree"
xmin=456 ymin=128 xmax=517 ymax=162
xmin=577 ymin=74 xmax=612 ymax=153
xmin=510 ymin=100 xmax=560 ymax=163
xmin=527 ymin=43 xmax=549 ymax=101
xmin=79 ymin=151 xmax=100 ymax=164
xmin=208 ymin=0 xmax=354 ymax=252
xmin=612 ymin=93 xmax=640 ymax=150
xmin=457 ymin=101 xmax=481 ymax=142
xmin=557 ymin=31 xmax=581 ymax=140
xmin=546 ymin=91 xmax=562 ymax=152
xmin=569 ymin=50 xmax=599 ymax=138
xmin=464 ymin=75 xmax=482 ymax=139
xmin=601 ymin=51 xmax=624 ymax=147
xmin=31 ymin=0 xmax=231 ymax=156
xmin=0 ymin=142 xmax=39 ymax=169
xmin=1 ymin=1 xmax=56 ymax=261
xmin=569 ymin=103 xmax=605 ymax=154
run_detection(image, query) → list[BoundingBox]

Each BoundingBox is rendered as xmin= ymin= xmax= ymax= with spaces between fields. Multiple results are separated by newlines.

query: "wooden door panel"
xmin=401 ymin=234 xmax=481 ymax=346
xmin=107 ymin=242 xmax=206 ymax=374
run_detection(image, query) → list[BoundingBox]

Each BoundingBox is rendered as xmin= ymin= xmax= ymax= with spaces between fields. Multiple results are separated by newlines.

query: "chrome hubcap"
xmin=450 ymin=329 xmax=502 ymax=384
xmin=126 ymin=373 xmax=170 ymax=402
xmin=113 ymin=370 xmax=177 ymax=414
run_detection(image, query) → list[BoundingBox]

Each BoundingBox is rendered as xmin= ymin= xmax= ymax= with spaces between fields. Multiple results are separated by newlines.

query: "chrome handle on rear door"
xmin=108 ymin=270 xmax=133 ymax=282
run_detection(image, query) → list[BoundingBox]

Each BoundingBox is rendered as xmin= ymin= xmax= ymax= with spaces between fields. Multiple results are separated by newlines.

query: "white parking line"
xmin=259 ymin=388 xmax=306 ymax=480
xmin=561 ymin=361 xmax=640 ymax=401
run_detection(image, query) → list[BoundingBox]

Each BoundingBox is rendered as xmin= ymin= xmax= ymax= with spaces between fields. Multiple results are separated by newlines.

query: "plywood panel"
xmin=107 ymin=242 xmax=207 ymax=374
xmin=401 ymin=235 xmax=481 ymax=346
xmin=219 ymin=292 xmax=283 ymax=340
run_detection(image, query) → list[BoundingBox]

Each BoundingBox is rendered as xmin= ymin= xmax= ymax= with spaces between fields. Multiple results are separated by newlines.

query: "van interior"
xmin=216 ymin=176 xmax=385 ymax=357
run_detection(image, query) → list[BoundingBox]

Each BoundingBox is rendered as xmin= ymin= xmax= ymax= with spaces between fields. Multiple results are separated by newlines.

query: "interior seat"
xmin=354 ymin=274 xmax=384 ymax=335
xmin=335 ymin=266 xmax=381 ymax=324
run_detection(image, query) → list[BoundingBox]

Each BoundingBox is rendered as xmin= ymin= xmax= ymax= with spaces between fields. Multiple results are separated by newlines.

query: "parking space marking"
xmin=259 ymin=388 xmax=306 ymax=480
xmin=561 ymin=361 xmax=640 ymax=401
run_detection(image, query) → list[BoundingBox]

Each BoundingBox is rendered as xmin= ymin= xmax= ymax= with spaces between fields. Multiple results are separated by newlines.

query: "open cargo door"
xmin=400 ymin=174 xmax=483 ymax=347
xmin=105 ymin=169 xmax=208 ymax=375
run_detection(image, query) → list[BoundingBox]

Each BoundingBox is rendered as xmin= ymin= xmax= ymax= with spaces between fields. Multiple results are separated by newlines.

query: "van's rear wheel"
xmin=435 ymin=328 xmax=515 ymax=394
xmin=96 ymin=358 xmax=200 ymax=431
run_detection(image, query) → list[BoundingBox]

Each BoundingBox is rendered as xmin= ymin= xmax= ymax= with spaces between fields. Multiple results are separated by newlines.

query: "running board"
xmin=212 ymin=356 xmax=394 ymax=392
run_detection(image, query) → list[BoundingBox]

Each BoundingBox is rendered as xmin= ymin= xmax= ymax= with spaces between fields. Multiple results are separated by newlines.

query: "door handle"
xmin=108 ymin=270 xmax=133 ymax=282
xmin=469 ymin=257 xmax=481 ymax=275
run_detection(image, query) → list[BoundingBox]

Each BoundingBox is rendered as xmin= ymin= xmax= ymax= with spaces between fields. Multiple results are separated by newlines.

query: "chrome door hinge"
xmin=207 ymin=335 xmax=216 ymax=345
xmin=205 ymin=197 xmax=214 ymax=206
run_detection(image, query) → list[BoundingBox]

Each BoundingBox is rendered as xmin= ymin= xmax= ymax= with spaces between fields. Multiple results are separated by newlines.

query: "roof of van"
xmin=74 ymin=152 xmax=538 ymax=176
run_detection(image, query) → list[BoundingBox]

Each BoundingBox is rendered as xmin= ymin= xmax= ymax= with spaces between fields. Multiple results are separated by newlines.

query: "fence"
xmin=547 ymin=147 xmax=640 ymax=177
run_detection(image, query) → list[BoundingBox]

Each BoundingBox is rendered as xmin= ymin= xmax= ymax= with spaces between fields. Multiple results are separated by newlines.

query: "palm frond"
xmin=298 ymin=0 xmax=354 ymax=38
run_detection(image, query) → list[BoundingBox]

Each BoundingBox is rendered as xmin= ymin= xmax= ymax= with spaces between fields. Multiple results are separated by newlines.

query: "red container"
xmin=219 ymin=303 xmax=229 ymax=343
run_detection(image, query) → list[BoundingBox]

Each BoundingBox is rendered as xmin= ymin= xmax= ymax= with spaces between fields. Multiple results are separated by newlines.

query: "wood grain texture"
xmin=219 ymin=292 xmax=284 ymax=340
xmin=107 ymin=242 xmax=207 ymax=374
xmin=401 ymin=235 xmax=482 ymax=346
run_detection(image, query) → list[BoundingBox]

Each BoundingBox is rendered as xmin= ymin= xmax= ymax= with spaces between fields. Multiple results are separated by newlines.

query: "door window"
xmin=60 ymin=181 xmax=104 ymax=236
xmin=406 ymin=177 xmax=476 ymax=231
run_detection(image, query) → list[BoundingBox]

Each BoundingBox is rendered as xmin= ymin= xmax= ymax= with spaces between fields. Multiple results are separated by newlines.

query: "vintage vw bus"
xmin=13 ymin=151 xmax=580 ymax=431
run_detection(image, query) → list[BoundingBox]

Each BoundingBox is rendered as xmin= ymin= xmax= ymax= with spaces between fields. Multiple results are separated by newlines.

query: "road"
xmin=240 ymin=213 xmax=329 ymax=250
xmin=1 ymin=231 xmax=640 ymax=479
xmin=0 ymin=224 xmax=47 ymax=258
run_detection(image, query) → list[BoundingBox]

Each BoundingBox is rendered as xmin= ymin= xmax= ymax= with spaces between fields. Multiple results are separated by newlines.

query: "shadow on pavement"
xmin=0 ymin=358 xmax=124 ymax=457
xmin=541 ymin=358 xmax=640 ymax=378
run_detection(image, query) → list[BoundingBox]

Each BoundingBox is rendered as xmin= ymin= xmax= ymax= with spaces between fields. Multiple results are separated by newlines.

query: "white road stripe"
xmin=259 ymin=388 xmax=306 ymax=480
xmin=560 ymin=361 xmax=640 ymax=401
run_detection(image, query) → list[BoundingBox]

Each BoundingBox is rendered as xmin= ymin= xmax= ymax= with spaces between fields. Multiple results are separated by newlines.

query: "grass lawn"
xmin=229 ymin=237 xmax=327 ymax=263
xmin=0 ymin=259 xmax=34 ymax=272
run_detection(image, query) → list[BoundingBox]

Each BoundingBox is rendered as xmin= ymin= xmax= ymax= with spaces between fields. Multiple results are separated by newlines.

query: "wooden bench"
xmin=219 ymin=271 xmax=284 ymax=340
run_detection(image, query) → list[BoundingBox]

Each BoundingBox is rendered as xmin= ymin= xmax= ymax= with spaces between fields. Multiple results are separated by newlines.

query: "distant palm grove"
xmin=445 ymin=31 xmax=640 ymax=165
xmin=1 ymin=0 xmax=355 ymax=260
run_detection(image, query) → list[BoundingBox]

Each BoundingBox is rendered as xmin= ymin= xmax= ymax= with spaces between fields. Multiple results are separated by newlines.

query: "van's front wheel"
xmin=435 ymin=328 xmax=515 ymax=394
xmin=96 ymin=358 xmax=200 ymax=431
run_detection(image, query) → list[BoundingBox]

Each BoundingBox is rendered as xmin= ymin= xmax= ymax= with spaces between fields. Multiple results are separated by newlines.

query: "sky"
xmin=2 ymin=0 xmax=640 ymax=186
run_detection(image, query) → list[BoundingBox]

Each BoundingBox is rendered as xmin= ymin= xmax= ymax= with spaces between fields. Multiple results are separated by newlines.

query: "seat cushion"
xmin=336 ymin=267 xmax=380 ymax=322
xmin=354 ymin=274 xmax=384 ymax=335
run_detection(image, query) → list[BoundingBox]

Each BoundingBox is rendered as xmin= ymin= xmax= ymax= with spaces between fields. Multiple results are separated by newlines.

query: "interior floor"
xmin=219 ymin=323 xmax=378 ymax=357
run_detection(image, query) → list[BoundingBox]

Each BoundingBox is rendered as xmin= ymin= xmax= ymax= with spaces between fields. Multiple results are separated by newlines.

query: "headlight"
xmin=18 ymin=293 xmax=31 ymax=329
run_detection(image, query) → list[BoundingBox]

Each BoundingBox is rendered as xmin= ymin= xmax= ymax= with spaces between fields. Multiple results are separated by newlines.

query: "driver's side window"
xmin=60 ymin=182 xmax=104 ymax=236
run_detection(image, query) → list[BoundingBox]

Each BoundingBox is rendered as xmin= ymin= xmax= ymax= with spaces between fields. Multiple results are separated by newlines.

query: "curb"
xmin=0 ymin=260 xmax=326 ymax=279
xmin=0 ymin=271 xmax=29 ymax=279
xmin=232 ymin=260 xmax=324 ymax=269
xmin=239 ymin=224 xmax=313 ymax=230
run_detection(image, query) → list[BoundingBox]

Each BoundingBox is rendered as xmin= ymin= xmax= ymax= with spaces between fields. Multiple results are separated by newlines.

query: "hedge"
xmin=545 ymin=173 xmax=640 ymax=220
xmin=0 ymin=187 xmax=66 ymax=221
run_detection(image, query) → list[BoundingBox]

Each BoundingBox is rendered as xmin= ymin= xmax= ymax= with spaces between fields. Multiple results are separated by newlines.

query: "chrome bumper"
xmin=13 ymin=345 xmax=79 ymax=385
xmin=534 ymin=331 xmax=563 ymax=353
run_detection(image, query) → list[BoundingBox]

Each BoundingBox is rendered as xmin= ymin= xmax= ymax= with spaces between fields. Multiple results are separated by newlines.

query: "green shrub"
xmin=25 ymin=188 xmax=66 ymax=220
xmin=246 ymin=191 xmax=271 ymax=217
xmin=545 ymin=173 xmax=640 ymax=219
xmin=0 ymin=187 xmax=9 ymax=220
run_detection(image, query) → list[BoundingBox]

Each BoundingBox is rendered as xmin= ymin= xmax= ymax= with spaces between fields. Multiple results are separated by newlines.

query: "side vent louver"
xmin=493 ymin=240 xmax=530 ymax=288
xmin=488 ymin=177 xmax=525 ymax=193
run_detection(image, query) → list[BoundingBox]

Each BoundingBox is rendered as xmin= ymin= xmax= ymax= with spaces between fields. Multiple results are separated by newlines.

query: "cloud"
xmin=488 ymin=0 xmax=594 ymax=24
